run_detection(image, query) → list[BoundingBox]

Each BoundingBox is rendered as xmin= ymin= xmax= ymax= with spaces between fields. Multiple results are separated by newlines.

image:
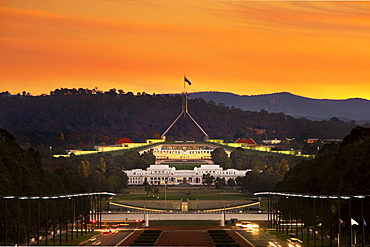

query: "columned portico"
xmin=149 ymin=142 xmax=226 ymax=160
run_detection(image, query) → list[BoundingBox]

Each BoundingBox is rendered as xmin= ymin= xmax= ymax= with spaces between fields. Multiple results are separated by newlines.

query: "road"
xmin=235 ymin=228 xmax=290 ymax=247
xmin=79 ymin=226 xmax=291 ymax=246
xmin=79 ymin=229 xmax=134 ymax=246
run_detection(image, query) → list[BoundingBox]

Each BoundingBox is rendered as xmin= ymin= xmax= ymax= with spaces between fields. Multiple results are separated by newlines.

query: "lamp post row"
xmin=1 ymin=192 xmax=114 ymax=246
xmin=255 ymin=192 xmax=367 ymax=247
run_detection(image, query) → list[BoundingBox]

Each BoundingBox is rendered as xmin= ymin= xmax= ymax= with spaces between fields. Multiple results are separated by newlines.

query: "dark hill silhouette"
xmin=0 ymin=89 xmax=359 ymax=155
xmin=188 ymin=92 xmax=370 ymax=123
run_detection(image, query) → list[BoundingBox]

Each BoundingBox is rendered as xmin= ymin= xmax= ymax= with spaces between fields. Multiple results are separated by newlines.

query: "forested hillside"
xmin=0 ymin=88 xmax=356 ymax=155
xmin=211 ymin=147 xmax=304 ymax=192
xmin=0 ymin=128 xmax=132 ymax=195
xmin=0 ymin=128 xmax=69 ymax=195
xmin=276 ymin=126 xmax=370 ymax=195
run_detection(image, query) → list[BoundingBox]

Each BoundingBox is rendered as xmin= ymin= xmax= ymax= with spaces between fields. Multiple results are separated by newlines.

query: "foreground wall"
xmin=101 ymin=212 xmax=267 ymax=221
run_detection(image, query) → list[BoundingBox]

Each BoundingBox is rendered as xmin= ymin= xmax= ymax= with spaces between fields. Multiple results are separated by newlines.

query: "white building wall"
xmin=124 ymin=164 xmax=250 ymax=186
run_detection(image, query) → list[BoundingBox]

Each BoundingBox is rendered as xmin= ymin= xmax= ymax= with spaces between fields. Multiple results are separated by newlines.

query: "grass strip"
xmin=208 ymin=230 xmax=227 ymax=233
xmin=130 ymin=243 xmax=154 ymax=246
xmin=215 ymin=243 xmax=240 ymax=247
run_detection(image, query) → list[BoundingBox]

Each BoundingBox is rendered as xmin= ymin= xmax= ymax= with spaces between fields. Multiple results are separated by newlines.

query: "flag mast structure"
xmin=161 ymin=76 xmax=209 ymax=141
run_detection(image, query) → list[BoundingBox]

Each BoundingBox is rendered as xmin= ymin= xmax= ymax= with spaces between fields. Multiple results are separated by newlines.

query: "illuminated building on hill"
xmin=55 ymin=82 xmax=308 ymax=159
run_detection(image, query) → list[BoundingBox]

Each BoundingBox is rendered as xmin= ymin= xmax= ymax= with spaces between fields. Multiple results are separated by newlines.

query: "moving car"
xmin=287 ymin=237 xmax=302 ymax=247
xmin=103 ymin=228 xmax=119 ymax=234
xmin=269 ymin=241 xmax=282 ymax=247
xmin=117 ymin=223 xmax=129 ymax=227
xmin=235 ymin=221 xmax=259 ymax=230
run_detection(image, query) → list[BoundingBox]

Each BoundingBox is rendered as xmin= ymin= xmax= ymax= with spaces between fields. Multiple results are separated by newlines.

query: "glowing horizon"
xmin=1 ymin=0 xmax=370 ymax=100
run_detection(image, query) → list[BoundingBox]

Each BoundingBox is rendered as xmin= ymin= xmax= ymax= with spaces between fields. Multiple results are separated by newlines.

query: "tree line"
xmin=209 ymin=147 xmax=304 ymax=192
xmin=0 ymin=128 xmax=158 ymax=196
xmin=276 ymin=126 xmax=370 ymax=195
xmin=274 ymin=126 xmax=370 ymax=243
xmin=0 ymin=127 xmax=155 ymax=245
xmin=0 ymin=88 xmax=356 ymax=156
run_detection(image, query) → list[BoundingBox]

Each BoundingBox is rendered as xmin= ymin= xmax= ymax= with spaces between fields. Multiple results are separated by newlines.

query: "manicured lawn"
xmin=149 ymin=220 xmax=220 ymax=226
xmin=266 ymin=230 xmax=333 ymax=247
xmin=117 ymin=191 xmax=250 ymax=201
xmin=33 ymin=231 xmax=100 ymax=246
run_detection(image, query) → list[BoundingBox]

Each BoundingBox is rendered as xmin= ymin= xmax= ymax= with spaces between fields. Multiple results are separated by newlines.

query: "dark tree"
xmin=211 ymin=148 xmax=232 ymax=169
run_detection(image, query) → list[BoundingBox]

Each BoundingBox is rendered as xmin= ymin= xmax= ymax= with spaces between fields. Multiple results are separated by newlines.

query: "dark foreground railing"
xmin=0 ymin=192 xmax=115 ymax=246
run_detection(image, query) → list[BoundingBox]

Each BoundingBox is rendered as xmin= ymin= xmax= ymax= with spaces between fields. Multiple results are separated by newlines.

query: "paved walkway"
xmin=119 ymin=226 xmax=251 ymax=246
xmin=156 ymin=229 xmax=213 ymax=246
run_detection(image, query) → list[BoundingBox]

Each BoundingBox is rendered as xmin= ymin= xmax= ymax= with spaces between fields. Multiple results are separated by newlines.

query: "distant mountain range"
xmin=188 ymin=92 xmax=370 ymax=123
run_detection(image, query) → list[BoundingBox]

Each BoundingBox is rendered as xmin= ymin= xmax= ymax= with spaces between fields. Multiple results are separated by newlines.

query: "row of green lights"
xmin=1 ymin=192 xmax=116 ymax=200
xmin=253 ymin=192 xmax=365 ymax=199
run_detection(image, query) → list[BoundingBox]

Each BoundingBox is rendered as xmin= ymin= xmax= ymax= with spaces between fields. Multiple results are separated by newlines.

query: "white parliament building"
xmin=125 ymin=164 xmax=250 ymax=186
xmin=124 ymin=92 xmax=251 ymax=186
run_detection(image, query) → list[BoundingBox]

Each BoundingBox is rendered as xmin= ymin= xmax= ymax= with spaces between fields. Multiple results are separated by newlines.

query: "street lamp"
xmin=27 ymin=196 xmax=40 ymax=245
xmin=4 ymin=196 xmax=15 ymax=246
xmin=354 ymin=196 xmax=366 ymax=247
xmin=50 ymin=196 xmax=58 ymax=245
xmin=41 ymin=196 xmax=50 ymax=245
xmin=165 ymin=178 xmax=168 ymax=211
xmin=18 ymin=197 xmax=29 ymax=246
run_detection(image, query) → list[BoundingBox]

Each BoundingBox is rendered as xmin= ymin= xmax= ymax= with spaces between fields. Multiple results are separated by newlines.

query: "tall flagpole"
xmin=184 ymin=75 xmax=188 ymax=113
xmin=161 ymin=75 xmax=209 ymax=140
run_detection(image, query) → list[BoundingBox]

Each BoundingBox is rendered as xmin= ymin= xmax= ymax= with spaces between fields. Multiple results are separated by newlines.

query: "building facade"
xmin=124 ymin=164 xmax=250 ymax=186
xmin=151 ymin=143 xmax=219 ymax=160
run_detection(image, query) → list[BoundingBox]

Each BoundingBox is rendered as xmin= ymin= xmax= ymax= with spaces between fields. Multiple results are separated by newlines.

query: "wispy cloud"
xmin=1 ymin=1 xmax=370 ymax=99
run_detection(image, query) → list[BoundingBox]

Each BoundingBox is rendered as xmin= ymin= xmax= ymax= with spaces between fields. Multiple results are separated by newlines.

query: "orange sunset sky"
xmin=1 ymin=0 xmax=370 ymax=99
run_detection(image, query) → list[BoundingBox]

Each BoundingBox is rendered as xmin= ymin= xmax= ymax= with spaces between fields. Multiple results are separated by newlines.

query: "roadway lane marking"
xmin=115 ymin=231 xmax=135 ymax=246
xmin=235 ymin=230 xmax=256 ymax=247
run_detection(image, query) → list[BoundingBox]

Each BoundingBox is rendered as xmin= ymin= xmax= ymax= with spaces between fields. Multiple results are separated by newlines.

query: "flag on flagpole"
xmin=351 ymin=218 xmax=359 ymax=226
xmin=184 ymin=76 xmax=192 ymax=85
xmin=364 ymin=218 xmax=367 ymax=227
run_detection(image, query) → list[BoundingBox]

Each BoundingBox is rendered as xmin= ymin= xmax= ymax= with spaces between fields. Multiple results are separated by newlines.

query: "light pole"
xmin=354 ymin=196 xmax=366 ymax=247
xmin=337 ymin=196 xmax=350 ymax=247
xmin=71 ymin=197 xmax=75 ymax=241
xmin=312 ymin=195 xmax=318 ymax=247
xmin=328 ymin=195 xmax=339 ymax=247
xmin=42 ymin=196 xmax=50 ymax=246
xmin=28 ymin=196 xmax=41 ymax=246
xmin=4 ymin=196 xmax=15 ymax=246
xmin=165 ymin=179 xmax=167 ymax=211
xmin=319 ymin=195 xmax=327 ymax=247
xmin=51 ymin=196 xmax=58 ymax=246
xmin=350 ymin=197 xmax=353 ymax=247
xmin=18 ymin=197 xmax=29 ymax=246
